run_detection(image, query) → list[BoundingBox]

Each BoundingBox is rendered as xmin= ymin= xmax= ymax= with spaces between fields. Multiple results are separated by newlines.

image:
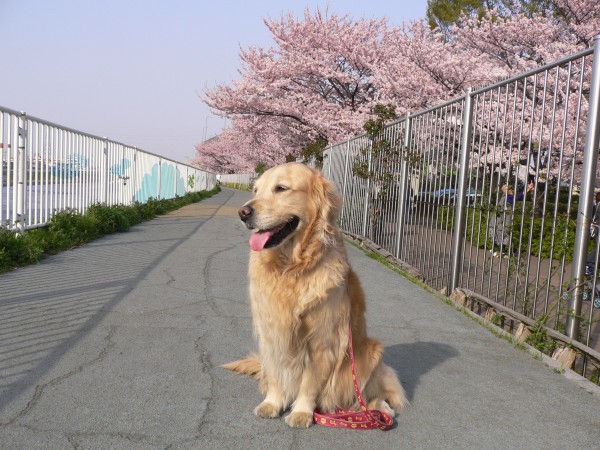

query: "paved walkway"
xmin=1 ymin=188 xmax=599 ymax=449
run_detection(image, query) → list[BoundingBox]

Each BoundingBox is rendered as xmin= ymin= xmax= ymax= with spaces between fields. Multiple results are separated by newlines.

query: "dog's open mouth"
xmin=249 ymin=216 xmax=300 ymax=251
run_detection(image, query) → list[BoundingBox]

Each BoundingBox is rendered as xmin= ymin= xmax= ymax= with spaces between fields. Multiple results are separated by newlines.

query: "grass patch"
xmin=347 ymin=233 xmax=600 ymax=388
xmin=0 ymin=186 xmax=220 ymax=274
xmin=344 ymin=237 xmax=425 ymax=288
xmin=344 ymin=234 xmax=554 ymax=357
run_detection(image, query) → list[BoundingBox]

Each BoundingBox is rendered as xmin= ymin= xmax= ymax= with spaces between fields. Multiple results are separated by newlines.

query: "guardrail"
xmin=0 ymin=106 xmax=217 ymax=232
xmin=323 ymin=37 xmax=600 ymax=380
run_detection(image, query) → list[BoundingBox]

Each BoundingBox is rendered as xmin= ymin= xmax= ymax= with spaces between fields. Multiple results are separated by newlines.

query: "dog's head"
xmin=239 ymin=163 xmax=341 ymax=254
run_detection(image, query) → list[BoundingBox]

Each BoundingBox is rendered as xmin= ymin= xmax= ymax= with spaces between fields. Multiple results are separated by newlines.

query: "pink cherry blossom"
xmin=194 ymin=2 xmax=600 ymax=173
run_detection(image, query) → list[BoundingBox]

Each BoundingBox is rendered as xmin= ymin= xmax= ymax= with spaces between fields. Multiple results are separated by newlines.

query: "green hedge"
xmin=0 ymin=187 xmax=220 ymax=274
xmin=221 ymin=182 xmax=252 ymax=191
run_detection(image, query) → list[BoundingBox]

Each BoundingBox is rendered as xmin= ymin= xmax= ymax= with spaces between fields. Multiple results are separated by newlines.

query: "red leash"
xmin=313 ymin=321 xmax=394 ymax=431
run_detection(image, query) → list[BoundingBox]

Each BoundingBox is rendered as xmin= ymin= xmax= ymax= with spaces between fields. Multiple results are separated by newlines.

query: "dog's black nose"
xmin=238 ymin=205 xmax=253 ymax=222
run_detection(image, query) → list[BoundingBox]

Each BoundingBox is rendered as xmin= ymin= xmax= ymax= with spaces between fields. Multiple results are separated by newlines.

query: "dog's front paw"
xmin=254 ymin=401 xmax=281 ymax=419
xmin=285 ymin=411 xmax=314 ymax=428
xmin=369 ymin=399 xmax=396 ymax=417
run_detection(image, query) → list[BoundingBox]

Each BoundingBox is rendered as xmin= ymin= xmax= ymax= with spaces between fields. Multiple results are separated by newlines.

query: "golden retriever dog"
xmin=224 ymin=162 xmax=408 ymax=428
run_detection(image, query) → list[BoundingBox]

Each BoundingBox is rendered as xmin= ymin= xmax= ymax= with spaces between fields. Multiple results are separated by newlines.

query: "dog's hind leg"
xmin=364 ymin=362 xmax=409 ymax=414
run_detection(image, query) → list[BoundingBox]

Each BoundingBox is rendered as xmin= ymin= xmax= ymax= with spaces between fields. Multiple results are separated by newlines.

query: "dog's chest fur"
xmin=248 ymin=250 xmax=350 ymax=399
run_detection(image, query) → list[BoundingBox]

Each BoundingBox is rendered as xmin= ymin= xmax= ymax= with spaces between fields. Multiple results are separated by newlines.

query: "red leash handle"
xmin=313 ymin=321 xmax=394 ymax=431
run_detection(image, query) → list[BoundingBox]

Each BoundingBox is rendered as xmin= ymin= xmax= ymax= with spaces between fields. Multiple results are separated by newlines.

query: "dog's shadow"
xmin=384 ymin=341 xmax=459 ymax=403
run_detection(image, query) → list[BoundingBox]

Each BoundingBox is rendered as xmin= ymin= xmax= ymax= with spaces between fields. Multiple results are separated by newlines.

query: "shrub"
xmin=87 ymin=204 xmax=131 ymax=234
xmin=525 ymin=314 xmax=557 ymax=354
xmin=0 ymin=227 xmax=36 ymax=270
xmin=0 ymin=186 xmax=221 ymax=274
xmin=47 ymin=209 xmax=101 ymax=249
xmin=437 ymin=203 xmax=578 ymax=262
xmin=222 ymin=182 xmax=252 ymax=191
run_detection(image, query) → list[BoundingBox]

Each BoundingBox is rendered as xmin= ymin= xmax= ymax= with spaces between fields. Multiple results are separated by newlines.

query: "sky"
xmin=0 ymin=0 xmax=428 ymax=164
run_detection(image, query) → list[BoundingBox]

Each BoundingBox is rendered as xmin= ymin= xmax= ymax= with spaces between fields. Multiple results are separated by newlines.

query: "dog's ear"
xmin=311 ymin=170 xmax=342 ymax=229
xmin=289 ymin=169 xmax=342 ymax=273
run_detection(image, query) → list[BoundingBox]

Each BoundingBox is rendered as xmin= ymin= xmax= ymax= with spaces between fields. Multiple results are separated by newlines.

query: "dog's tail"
xmin=221 ymin=353 xmax=262 ymax=380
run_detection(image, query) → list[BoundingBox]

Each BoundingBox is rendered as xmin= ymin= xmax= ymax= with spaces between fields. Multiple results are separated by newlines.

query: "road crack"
xmin=2 ymin=326 xmax=117 ymax=426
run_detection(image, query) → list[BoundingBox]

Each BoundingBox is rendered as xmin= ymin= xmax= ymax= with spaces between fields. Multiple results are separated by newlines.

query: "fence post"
xmin=362 ymin=140 xmax=372 ymax=237
xmin=449 ymin=89 xmax=474 ymax=294
xmin=101 ymin=138 xmax=108 ymax=204
xmin=174 ymin=162 xmax=178 ymax=198
xmin=16 ymin=112 xmax=27 ymax=235
xmin=340 ymin=141 xmax=351 ymax=224
xmin=395 ymin=115 xmax=412 ymax=258
xmin=158 ymin=158 xmax=162 ymax=200
xmin=132 ymin=148 xmax=137 ymax=204
xmin=566 ymin=36 xmax=600 ymax=339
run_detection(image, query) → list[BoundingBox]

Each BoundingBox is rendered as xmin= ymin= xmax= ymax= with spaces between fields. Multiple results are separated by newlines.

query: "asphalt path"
xmin=1 ymin=187 xmax=599 ymax=449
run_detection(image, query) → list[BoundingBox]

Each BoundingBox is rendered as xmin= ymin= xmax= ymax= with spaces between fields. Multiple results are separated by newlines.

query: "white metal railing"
xmin=0 ymin=106 xmax=217 ymax=232
xmin=323 ymin=38 xmax=600 ymax=378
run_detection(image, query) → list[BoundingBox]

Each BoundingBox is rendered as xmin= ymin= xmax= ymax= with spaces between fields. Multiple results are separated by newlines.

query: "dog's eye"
xmin=274 ymin=185 xmax=288 ymax=193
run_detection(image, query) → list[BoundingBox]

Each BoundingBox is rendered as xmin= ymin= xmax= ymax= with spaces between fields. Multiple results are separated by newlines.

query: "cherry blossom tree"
xmin=375 ymin=19 xmax=506 ymax=114
xmin=197 ymin=8 xmax=387 ymax=172
xmin=450 ymin=1 xmax=599 ymax=185
xmin=191 ymin=116 xmax=302 ymax=173
xmin=376 ymin=1 xmax=598 ymax=188
xmin=553 ymin=0 xmax=600 ymax=47
xmin=194 ymin=1 xmax=600 ymax=174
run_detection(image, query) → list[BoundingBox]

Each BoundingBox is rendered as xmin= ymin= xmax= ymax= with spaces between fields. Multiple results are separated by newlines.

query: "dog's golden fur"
xmin=224 ymin=162 xmax=408 ymax=428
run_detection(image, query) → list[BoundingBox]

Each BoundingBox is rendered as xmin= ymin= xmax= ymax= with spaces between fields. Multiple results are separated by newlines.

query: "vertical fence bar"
xmin=449 ymin=89 xmax=474 ymax=293
xmin=173 ymin=159 xmax=177 ymax=201
xmin=101 ymin=138 xmax=108 ymax=204
xmin=566 ymin=36 xmax=600 ymax=339
xmin=361 ymin=143 xmax=372 ymax=237
xmin=0 ymin=112 xmax=5 ymax=228
xmin=339 ymin=142 xmax=350 ymax=224
xmin=158 ymin=158 xmax=162 ymax=200
xmin=132 ymin=148 xmax=138 ymax=204
xmin=29 ymin=120 xmax=37 ymax=227
xmin=16 ymin=113 xmax=27 ymax=235
xmin=395 ymin=115 xmax=412 ymax=258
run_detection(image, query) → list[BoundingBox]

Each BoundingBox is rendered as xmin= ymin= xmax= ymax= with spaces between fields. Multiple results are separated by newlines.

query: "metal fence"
xmin=218 ymin=173 xmax=256 ymax=187
xmin=1 ymin=106 xmax=217 ymax=232
xmin=323 ymin=37 xmax=600 ymax=378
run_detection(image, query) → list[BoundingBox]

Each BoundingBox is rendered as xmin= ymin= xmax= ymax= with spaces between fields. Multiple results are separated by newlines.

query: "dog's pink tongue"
xmin=249 ymin=230 xmax=274 ymax=251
